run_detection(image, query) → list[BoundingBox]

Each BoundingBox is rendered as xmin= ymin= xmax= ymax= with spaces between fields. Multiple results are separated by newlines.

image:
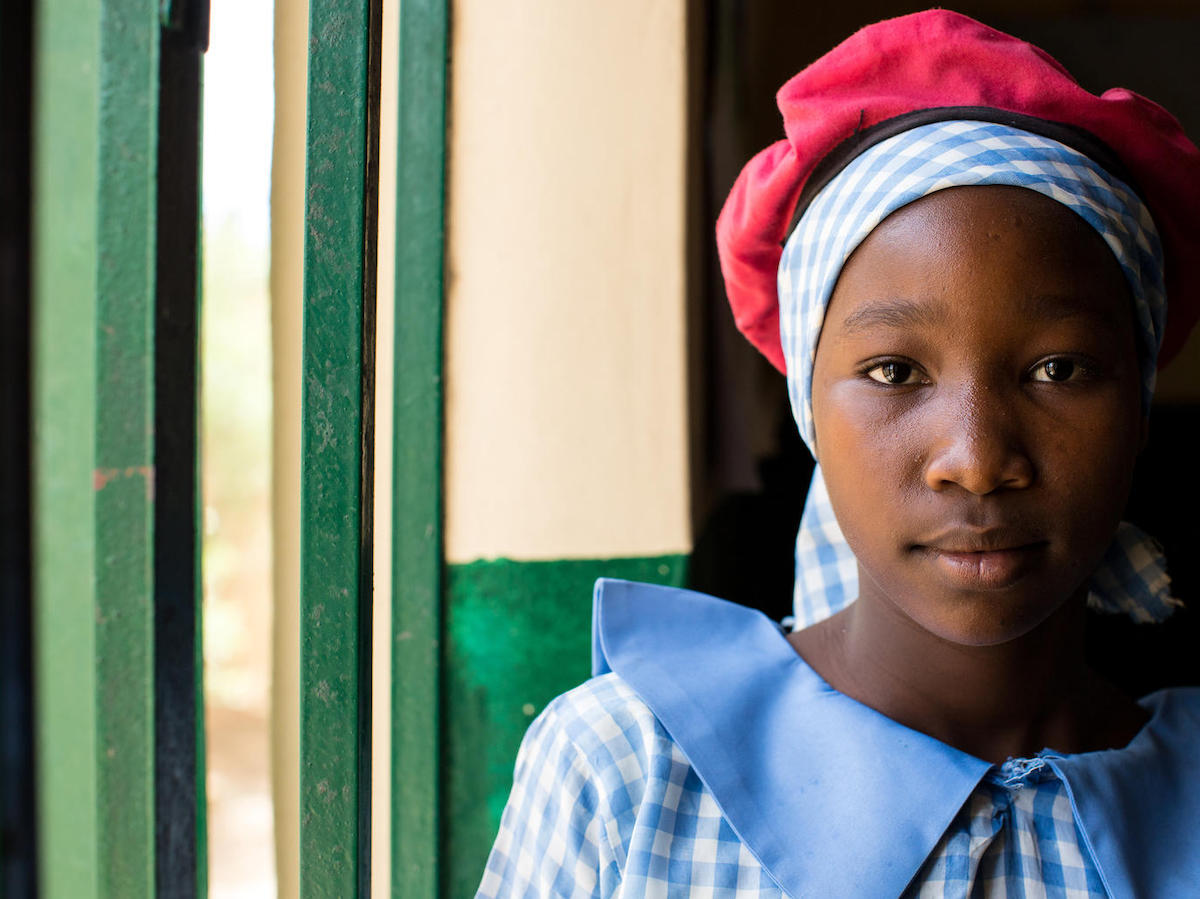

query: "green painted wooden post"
xmin=299 ymin=0 xmax=381 ymax=890
xmin=30 ymin=0 xmax=160 ymax=893
xmin=391 ymin=0 xmax=448 ymax=893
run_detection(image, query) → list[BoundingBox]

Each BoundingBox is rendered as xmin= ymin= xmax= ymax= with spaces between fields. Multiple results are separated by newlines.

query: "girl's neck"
xmin=788 ymin=591 xmax=1148 ymax=764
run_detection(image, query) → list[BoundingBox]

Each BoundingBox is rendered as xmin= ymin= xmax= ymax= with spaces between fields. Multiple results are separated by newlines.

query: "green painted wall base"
xmin=444 ymin=554 xmax=687 ymax=897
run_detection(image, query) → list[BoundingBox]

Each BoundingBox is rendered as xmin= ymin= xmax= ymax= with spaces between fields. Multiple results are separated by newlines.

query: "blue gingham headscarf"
xmin=781 ymin=120 xmax=1179 ymax=628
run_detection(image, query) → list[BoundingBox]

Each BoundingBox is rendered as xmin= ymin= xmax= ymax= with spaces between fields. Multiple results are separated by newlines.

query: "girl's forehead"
xmin=849 ymin=187 xmax=1118 ymax=288
xmin=860 ymin=186 xmax=1114 ymax=257
xmin=831 ymin=186 xmax=1133 ymax=322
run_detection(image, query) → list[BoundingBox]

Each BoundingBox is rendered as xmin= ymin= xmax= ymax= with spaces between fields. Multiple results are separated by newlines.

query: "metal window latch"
xmin=160 ymin=0 xmax=210 ymax=52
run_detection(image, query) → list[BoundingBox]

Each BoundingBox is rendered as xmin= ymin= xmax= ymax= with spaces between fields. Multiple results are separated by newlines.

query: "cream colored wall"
xmin=444 ymin=0 xmax=693 ymax=564
xmin=268 ymin=0 xmax=305 ymax=889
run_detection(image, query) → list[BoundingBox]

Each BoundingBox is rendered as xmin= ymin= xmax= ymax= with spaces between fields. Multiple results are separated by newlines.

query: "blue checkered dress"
xmin=477 ymin=580 xmax=1200 ymax=897
xmin=479 ymin=675 xmax=1106 ymax=898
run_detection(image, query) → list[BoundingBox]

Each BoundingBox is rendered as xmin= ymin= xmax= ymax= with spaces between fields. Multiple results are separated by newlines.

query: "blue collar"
xmin=591 ymin=578 xmax=1200 ymax=899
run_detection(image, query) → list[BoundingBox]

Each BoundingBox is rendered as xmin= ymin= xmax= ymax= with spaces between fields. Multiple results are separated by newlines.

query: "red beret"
xmin=716 ymin=9 xmax=1200 ymax=374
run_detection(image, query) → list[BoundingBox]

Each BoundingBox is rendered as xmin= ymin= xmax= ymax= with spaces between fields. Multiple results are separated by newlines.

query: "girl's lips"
xmin=922 ymin=543 xmax=1047 ymax=590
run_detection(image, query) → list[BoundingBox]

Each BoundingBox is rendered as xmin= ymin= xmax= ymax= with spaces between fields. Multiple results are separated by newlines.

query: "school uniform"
xmin=478 ymin=580 xmax=1200 ymax=898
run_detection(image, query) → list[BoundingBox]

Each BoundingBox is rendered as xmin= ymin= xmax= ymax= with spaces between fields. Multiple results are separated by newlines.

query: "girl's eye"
xmin=1030 ymin=358 xmax=1079 ymax=382
xmin=866 ymin=361 xmax=920 ymax=385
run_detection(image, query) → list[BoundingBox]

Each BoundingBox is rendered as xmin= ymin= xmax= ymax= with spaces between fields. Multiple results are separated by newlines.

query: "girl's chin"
xmin=876 ymin=586 xmax=1082 ymax=649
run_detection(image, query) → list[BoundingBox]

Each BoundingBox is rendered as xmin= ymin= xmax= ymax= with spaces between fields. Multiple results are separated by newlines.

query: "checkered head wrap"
xmin=783 ymin=120 xmax=1179 ymax=628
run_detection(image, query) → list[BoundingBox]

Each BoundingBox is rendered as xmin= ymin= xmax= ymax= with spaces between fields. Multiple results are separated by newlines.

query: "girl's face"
xmin=811 ymin=185 xmax=1143 ymax=647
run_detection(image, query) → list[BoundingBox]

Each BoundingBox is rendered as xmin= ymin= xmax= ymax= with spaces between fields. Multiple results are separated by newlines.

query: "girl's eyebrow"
xmin=838 ymin=293 xmax=1120 ymax=334
xmin=839 ymin=298 xmax=949 ymax=334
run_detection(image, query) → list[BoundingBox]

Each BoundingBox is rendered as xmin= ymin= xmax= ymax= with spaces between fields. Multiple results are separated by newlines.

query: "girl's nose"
xmin=922 ymin=388 xmax=1035 ymax=495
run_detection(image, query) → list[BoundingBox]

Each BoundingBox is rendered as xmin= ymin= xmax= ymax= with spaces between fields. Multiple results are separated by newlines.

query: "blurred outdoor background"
xmin=201 ymin=0 xmax=275 ymax=894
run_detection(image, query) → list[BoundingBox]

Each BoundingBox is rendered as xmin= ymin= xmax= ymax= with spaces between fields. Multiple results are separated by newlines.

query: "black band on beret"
xmin=784 ymin=106 xmax=1142 ymax=242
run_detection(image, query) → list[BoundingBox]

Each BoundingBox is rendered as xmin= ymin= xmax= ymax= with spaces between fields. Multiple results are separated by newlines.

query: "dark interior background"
xmin=686 ymin=1 xmax=1200 ymax=695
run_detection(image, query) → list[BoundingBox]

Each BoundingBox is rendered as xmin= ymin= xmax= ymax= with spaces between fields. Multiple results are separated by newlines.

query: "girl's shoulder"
xmin=529 ymin=671 xmax=679 ymax=771
xmin=484 ymin=670 xmax=790 ymax=899
xmin=1145 ymin=682 xmax=1200 ymax=716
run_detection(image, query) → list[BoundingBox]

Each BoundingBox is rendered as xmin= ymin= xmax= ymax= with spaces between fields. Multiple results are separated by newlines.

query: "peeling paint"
xmin=92 ymin=464 xmax=155 ymax=501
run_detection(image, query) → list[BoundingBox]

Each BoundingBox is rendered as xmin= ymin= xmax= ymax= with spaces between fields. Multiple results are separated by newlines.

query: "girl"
xmin=478 ymin=11 xmax=1200 ymax=897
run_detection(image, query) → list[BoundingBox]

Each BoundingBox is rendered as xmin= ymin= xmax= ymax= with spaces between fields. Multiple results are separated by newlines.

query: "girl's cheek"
xmin=821 ymin=383 xmax=924 ymax=444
